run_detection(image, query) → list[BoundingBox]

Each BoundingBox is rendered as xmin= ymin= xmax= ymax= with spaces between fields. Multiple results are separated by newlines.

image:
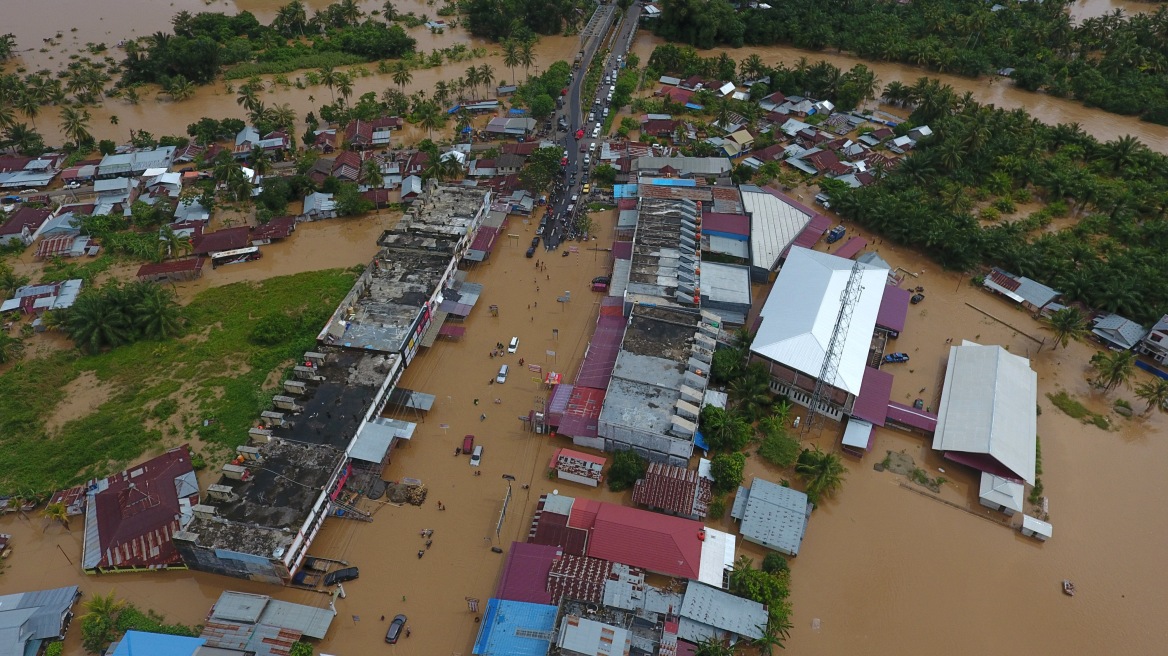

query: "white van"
xmin=508 ymin=336 xmax=519 ymax=353
xmin=470 ymin=445 xmax=483 ymax=467
xmin=496 ymin=364 xmax=509 ymax=384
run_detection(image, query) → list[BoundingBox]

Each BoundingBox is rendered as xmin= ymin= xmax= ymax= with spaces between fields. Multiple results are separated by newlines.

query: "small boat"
xmin=1062 ymin=580 xmax=1075 ymax=596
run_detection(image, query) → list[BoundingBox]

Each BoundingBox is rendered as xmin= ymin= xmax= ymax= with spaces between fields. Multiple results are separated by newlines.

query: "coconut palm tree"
xmin=391 ymin=62 xmax=412 ymax=93
xmin=236 ymin=84 xmax=261 ymax=113
xmin=337 ymin=0 xmax=363 ymax=25
xmin=418 ymin=102 xmax=444 ymax=141
xmin=464 ymin=66 xmax=481 ymax=98
xmin=271 ymin=103 xmax=296 ymax=135
xmin=59 ymin=106 xmax=92 ymax=150
xmin=335 ymin=74 xmax=354 ymax=106
xmin=1090 ymin=350 xmax=1136 ymax=392
xmin=249 ymin=146 xmax=273 ymax=177
xmin=212 ymin=150 xmax=238 ymax=183
xmin=42 ymin=502 xmax=70 ymax=530
xmin=729 ymin=363 xmax=772 ymax=422
xmin=518 ymin=38 xmax=537 ymax=81
xmin=3 ymin=123 xmax=42 ymax=155
xmin=319 ymin=66 xmax=340 ymax=101
xmin=478 ymin=64 xmax=495 ymax=97
xmin=166 ymin=75 xmax=196 ymax=102
xmin=1134 ymin=379 xmax=1168 ymax=414
xmin=15 ymin=92 xmax=40 ymax=127
xmin=382 ymin=0 xmax=397 ymax=22
xmin=84 ymin=590 xmax=126 ymax=626
xmin=134 ymin=285 xmax=182 ymax=340
xmin=0 ymin=102 xmax=15 ymax=130
xmin=1045 ymin=307 xmax=1088 ymax=349
xmin=502 ymin=39 xmax=521 ymax=85
xmin=361 ymin=157 xmax=383 ymax=189
xmin=795 ymin=446 xmax=847 ymax=504
xmin=158 ymin=225 xmax=192 ymax=259
xmin=274 ymin=0 xmax=308 ymax=36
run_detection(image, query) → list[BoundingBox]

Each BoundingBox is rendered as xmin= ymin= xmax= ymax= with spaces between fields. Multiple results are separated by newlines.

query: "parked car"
xmin=324 ymin=567 xmax=359 ymax=586
xmin=826 ymin=225 xmax=846 ymax=244
xmin=884 ymin=352 xmax=910 ymax=364
xmin=531 ymin=236 xmax=541 ymax=248
xmin=911 ymin=293 xmax=925 ymax=304
xmin=462 ymin=435 xmax=475 ymax=453
xmin=508 ymin=336 xmax=519 ymax=353
xmin=386 ymin=614 xmax=407 ymax=644
xmin=526 ymin=246 xmax=536 ymax=258
xmin=496 ymin=364 xmax=509 ymax=384
xmin=19 ymin=188 xmax=38 ymax=194
xmin=592 ymin=276 xmax=611 ymax=285
xmin=65 ymin=182 xmax=81 ymax=189
xmin=470 ymin=445 xmax=484 ymax=467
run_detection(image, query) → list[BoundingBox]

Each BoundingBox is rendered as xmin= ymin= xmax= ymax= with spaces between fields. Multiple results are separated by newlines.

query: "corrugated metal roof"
xmin=497 ymin=542 xmax=559 ymax=604
xmin=679 ymin=582 xmax=766 ymax=642
xmin=472 ymin=599 xmax=557 ymax=656
xmin=735 ymin=478 xmax=812 ymax=556
xmin=741 ymin=186 xmax=812 ymax=271
xmin=932 ymin=342 xmax=1037 ymax=484
xmin=632 ymin=462 xmax=711 ymax=517
xmin=0 ymin=585 xmax=79 ymax=656
xmin=585 ymin=503 xmax=704 ymax=579
xmin=852 ymin=366 xmax=893 ymax=426
xmin=751 ymin=247 xmax=887 ymax=395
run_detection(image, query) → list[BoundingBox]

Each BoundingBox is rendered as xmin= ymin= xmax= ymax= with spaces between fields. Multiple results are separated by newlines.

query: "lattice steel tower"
xmin=803 ymin=259 xmax=865 ymax=435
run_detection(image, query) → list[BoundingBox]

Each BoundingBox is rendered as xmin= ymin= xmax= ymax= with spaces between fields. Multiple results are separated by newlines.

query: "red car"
xmin=575 ymin=129 xmax=584 ymax=140
xmin=561 ymin=156 xmax=569 ymax=167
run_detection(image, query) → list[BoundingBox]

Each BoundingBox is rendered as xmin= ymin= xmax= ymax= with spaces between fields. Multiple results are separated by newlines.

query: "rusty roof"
xmin=631 ymin=462 xmax=711 ymax=518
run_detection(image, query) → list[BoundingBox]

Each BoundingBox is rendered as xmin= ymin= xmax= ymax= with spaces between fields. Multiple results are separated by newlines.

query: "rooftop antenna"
xmin=804 ymin=258 xmax=865 ymax=436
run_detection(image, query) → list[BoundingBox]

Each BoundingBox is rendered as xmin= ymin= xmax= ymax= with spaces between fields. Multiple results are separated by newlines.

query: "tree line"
xmin=652 ymin=0 xmax=1168 ymax=124
xmin=826 ymin=80 xmax=1168 ymax=325
xmin=120 ymin=1 xmax=416 ymax=90
xmin=464 ymin=0 xmax=589 ymax=42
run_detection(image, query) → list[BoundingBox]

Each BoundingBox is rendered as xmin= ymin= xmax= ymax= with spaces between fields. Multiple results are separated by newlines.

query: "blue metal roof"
xmin=471 ymin=599 xmax=557 ymax=656
xmin=642 ymin=178 xmax=696 ymax=187
xmin=110 ymin=631 xmax=205 ymax=656
xmin=613 ymin=184 xmax=639 ymax=199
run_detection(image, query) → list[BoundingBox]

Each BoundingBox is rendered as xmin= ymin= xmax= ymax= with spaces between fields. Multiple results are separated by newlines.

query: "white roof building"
xmin=932 ymin=341 xmax=1037 ymax=484
xmin=740 ymin=185 xmax=814 ymax=274
xmin=751 ymin=247 xmax=888 ymax=396
xmin=978 ymin=472 xmax=1025 ymax=515
xmin=556 ymin=615 xmax=631 ymax=656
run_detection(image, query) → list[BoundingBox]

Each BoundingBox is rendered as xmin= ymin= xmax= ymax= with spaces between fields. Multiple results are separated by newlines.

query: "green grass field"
xmin=0 ymin=268 xmax=357 ymax=495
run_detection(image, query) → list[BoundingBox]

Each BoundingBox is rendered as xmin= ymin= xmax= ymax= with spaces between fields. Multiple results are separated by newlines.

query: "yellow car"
xmin=582 ymin=184 xmax=591 ymax=194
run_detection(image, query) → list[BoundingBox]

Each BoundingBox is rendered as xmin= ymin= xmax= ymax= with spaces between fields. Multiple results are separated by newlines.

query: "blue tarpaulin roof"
xmin=685 ymin=103 xmax=704 ymax=110
xmin=643 ymin=178 xmax=697 ymax=187
xmin=614 ymin=184 xmax=639 ymax=198
xmin=508 ymin=108 xmax=527 ymax=115
xmin=447 ymin=105 xmax=461 ymax=114
xmin=110 ymin=631 xmax=205 ymax=656
xmin=694 ymin=429 xmax=710 ymax=452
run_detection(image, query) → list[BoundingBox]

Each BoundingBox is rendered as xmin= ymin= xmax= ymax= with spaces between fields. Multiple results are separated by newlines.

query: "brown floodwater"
xmin=1068 ymin=0 xmax=1154 ymax=20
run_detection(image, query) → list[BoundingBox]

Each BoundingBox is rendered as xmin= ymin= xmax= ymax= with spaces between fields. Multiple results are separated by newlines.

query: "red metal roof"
xmin=550 ymin=447 xmax=606 ymax=467
xmin=0 ymin=207 xmax=51 ymax=237
xmin=852 ymin=367 xmax=894 ymax=427
xmin=631 ymin=462 xmax=711 ymax=517
xmin=702 ymin=213 xmax=749 ymax=237
xmin=496 ymin=542 xmax=559 ymax=604
xmin=585 ymin=502 xmax=704 ymax=579
xmin=612 ymin=241 xmax=633 ymax=260
xmin=136 ymin=257 xmax=206 ymax=279
xmin=35 ymin=234 xmax=78 ymax=259
xmin=988 ymin=269 xmax=1021 ymax=292
xmin=193 ymin=226 xmax=252 ymax=255
xmin=574 ymin=313 xmax=626 ymax=389
xmin=469 ymin=225 xmax=502 ymax=253
xmin=529 ymin=511 xmax=588 ymax=556
xmin=885 ymin=401 xmax=937 ymax=433
xmin=567 ymin=497 xmax=600 ymax=530
xmin=84 ymin=445 xmax=198 ymax=571
xmin=833 ymin=236 xmax=868 ymax=260
xmin=783 ymin=214 xmax=832 ymax=259
xmin=252 ymin=216 xmax=296 ymax=241
xmin=877 ymin=285 xmax=910 ymax=333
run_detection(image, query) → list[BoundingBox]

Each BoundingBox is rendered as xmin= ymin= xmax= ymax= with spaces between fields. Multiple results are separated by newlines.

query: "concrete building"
xmin=1139 ymin=314 xmax=1168 ymax=364
xmin=749 ymin=247 xmax=890 ymax=421
xmin=594 ymin=305 xmax=714 ymax=465
xmin=678 ymin=582 xmax=766 ymax=646
xmin=982 ymin=267 xmax=1061 ymax=314
xmin=631 ymin=156 xmax=732 ymax=178
xmin=0 ymin=585 xmax=81 ymax=656
xmin=622 ymin=196 xmax=703 ymax=310
xmin=175 ymin=350 xmax=403 ymax=584
xmin=932 ymin=341 xmax=1037 ymax=484
xmin=549 ymin=448 xmax=606 ymax=487
xmin=97 ymin=146 xmax=176 ymax=178
xmin=730 ymin=477 xmax=812 ymax=556
xmin=555 ymin=615 xmax=632 ymax=656
xmin=697 ymin=261 xmax=752 ymax=325
xmin=82 ymin=445 xmax=199 ymax=573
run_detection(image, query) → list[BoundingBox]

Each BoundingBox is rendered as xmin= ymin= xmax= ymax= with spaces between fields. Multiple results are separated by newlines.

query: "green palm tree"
xmin=519 ymin=38 xmax=536 ymax=81
xmin=236 ymin=85 xmax=261 ymax=113
xmin=134 ymin=286 xmax=182 ymax=340
xmin=212 ymin=150 xmax=238 ymax=183
xmin=271 ymin=103 xmax=296 ymax=134
xmin=1045 ymin=307 xmax=1088 ymax=349
xmin=1090 ymin=350 xmax=1136 ymax=392
xmin=464 ymin=65 xmax=481 ymax=97
xmin=3 ymin=123 xmax=42 ymax=155
xmin=249 ymin=146 xmax=273 ymax=177
xmin=1134 ymin=379 xmax=1168 ymax=414
xmin=337 ymin=0 xmax=363 ymax=25
xmin=418 ymin=102 xmax=444 ymax=140
xmin=391 ymin=62 xmax=412 ymax=92
xmin=59 ymin=106 xmax=92 ymax=150
xmin=274 ymin=1 xmax=308 ymax=36
xmin=361 ymin=158 xmax=383 ymax=189
xmin=694 ymin=635 xmax=735 ymax=656
xmin=15 ymin=92 xmax=40 ymax=127
xmin=319 ymin=66 xmax=339 ymax=101
xmin=795 ymin=446 xmax=847 ymax=504
xmin=1099 ymin=134 xmax=1146 ymax=174
xmin=167 ymin=75 xmax=196 ymax=102
xmin=42 ymin=501 xmax=70 ymax=530
xmin=335 ymin=74 xmax=354 ymax=106
xmin=65 ymin=293 xmax=131 ymax=353
xmin=478 ymin=64 xmax=495 ymax=97
xmin=382 ymin=0 xmax=397 ymax=21
xmin=502 ymin=39 xmax=521 ymax=85
xmin=159 ymin=226 xmax=192 ymax=259
xmin=752 ymin=622 xmax=787 ymax=656
xmin=84 ymin=590 xmax=126 ymax=625
xmin=729 ymin=363 xmax=773 ymax=422
xmin=0 ymin=332 xmax=23 ymax=364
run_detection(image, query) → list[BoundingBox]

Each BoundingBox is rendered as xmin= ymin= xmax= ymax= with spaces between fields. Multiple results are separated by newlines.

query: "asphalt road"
xmin=542 ymin=3 xmax=640 ymax=252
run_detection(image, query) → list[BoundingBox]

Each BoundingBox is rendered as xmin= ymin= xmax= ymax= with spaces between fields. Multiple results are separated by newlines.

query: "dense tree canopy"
xmin=465 ymin=0 xmax=586 ymax=41
xmin=826 ymin=84 xmax=1168 ymax=324
xmin=653 ymin=0 xmax=1168 ymax=124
